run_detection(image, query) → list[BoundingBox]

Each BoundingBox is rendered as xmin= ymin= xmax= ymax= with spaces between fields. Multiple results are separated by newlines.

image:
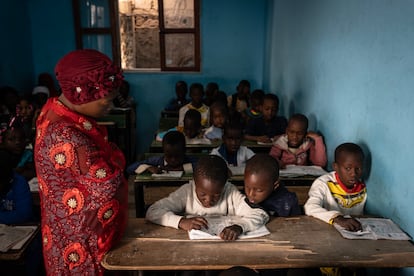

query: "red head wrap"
xmin=55 ymin=49 xmax=124 ymax=105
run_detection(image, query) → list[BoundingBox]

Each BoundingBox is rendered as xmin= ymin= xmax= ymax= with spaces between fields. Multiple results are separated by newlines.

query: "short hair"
xmin=237 ymin=80 xmax=251 ymax=89
xmin=176 ymin=80 xmax=188 ymax=91
xmin=263 ymin=93 xmax=279 ymax=106
xmin=194 ymin=155 xmax=228 ymax=185
xmin=334 ymin=143 xmax=364 ymax=162
xmin=245 ymin=154 xmax=280 ymax=183
xmin=250 ymin=89 xmax=265 ymax=104
xmin=189 ymin=83 xmax=203 ymax=95
xmin=162 ymin=131 xmax=185 ymax=149
xmin=184 ymin=109 xmax=201 ymax=126
xmin=210 ymin=101 xmax=228 ymax=115
xmin=289 ymin=113 xmax=308 ymax=130
xmin=223 ymin=121 xmax=243 ymax=137
xmin=206 ymin=82 xmax=219 ymax=91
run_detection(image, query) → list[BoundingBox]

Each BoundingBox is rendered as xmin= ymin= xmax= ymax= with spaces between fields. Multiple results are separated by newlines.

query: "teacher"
xmin=34 ymin=49 xmax=128 ymax=275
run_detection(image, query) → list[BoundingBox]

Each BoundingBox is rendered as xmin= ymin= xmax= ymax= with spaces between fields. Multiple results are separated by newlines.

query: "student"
xmin=204 ymin=82 xmax=219 ymax=106
xmin=156 ymin=109 xmax=204 ymax=141
xmin=146 ymin=155 xmax=269 ymax=240
xmin=244 ymin=93 xmax=287 ymax=143
xmin=165 ymin=80 xmax=190 ymax=112
xmin=210 ymin=122 xmax=254 ymax=167
xmin=244 ymin=154 xmax=301 ymax=217
xmin=178 ymin=83 xmax=209 ymax=128
xmin=269 ymin=113 xmax=327 ymax=168
xmin=0 ymin=149 xmax=33 ymax=224
xmin=304 ymin=143 xmax=366 ymax=231
xmin=244 ymin=89 xmax=264 ymax=124
xmin=227 ymin=80 xmax=251 ymax=114
xmin=204 ymin=101 xmax=228 ymax=140
xmin=0 ymin=116 xmax=35 ymax=181
xmin=16 ymin=96 xmax=35 ymax=143
xmin=127 ymin=131 xmax=196 ymax=175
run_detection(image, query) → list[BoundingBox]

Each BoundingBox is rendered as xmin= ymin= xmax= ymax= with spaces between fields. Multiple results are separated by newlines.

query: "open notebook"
xmin=0 ymin=225 xmax=38 ymax=252
xmin=188 ymin=215 xmax=270 ymax=240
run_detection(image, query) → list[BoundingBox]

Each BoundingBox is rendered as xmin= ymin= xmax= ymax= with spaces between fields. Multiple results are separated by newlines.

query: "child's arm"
xmin=304 ymin=177 xmax=342 ymax=223
xmin=307 ymin=133 xmax=327 ymax=167
xmin=227 ymin=185 xmax=269 ymax=232
xmin=331 ymin=215 xmax=362 ymax=231
xmin=145 ymin=183 xmax=190 ymax=229
xmin=178 ymin=216 xmax=208 ymax=231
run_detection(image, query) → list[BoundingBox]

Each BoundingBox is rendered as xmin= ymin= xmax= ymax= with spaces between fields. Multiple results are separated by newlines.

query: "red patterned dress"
xmin=34 ymin=98 xmax=128 ymax=275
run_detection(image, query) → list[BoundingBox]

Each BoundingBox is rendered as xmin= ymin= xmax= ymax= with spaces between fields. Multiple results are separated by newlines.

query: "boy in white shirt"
xmin=146 ymin=155 xmax=269 ymax=240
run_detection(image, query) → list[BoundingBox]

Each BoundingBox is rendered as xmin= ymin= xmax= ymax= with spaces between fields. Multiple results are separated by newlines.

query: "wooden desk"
xmin=102 ymin=216 xmax=414 ymax=270
xmin=0 ymin=225 xmax=39 ymax=261
xmin=149 ymin=140 xmax=272 ymax=153
xmin=132 ymin=174 xmax=315 ymax=217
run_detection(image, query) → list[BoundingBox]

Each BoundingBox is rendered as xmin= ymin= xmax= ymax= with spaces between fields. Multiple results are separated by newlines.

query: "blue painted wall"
xmin=268 ymin=1 xmax=414 ymax=274
xmin=24 ymin=0 xmax=268 ymax=154
xmin=0 ymin=1 xmax=33 ymax=92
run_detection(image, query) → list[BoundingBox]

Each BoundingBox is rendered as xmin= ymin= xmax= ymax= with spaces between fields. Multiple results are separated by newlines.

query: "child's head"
xmin=194 ymin=155 xmax=228 ymax=208
xmin=209 ymin=101 xmax=228 ymax=129
xmin=250 ymin=89 xmax=265 ymax=112
xmin=286 ymin=113 xmax=308 ymax=148
xmin=162 ymin=131 xmax=186 ymax=169
xmin=189 ymin=83 xmax=204 ymax=107
xmin=236 ymin=80 xmax=250 ymax=100
xmin=333 ymin=143 xmax=364 ymax=189
xmin=205 ymin=82 xmax=219 ymax=99
xmin=0 ymin=116 xmax=26 ymax=155
xmin=244 ymin=154 xmax=280 ymax=204
xmin=17 ymin=97 xmax=34 ymax=122
xmin=175 ymin=80 xmax=188 ymax=100
xmin=262 ymin=93 xmax=279 ymax=121
xmin=222 ymin=122 xmax=243 ymax=155
xmin=183 ymin=109 xmax=202 ymax=138
xmin=0 ymin=150 xmax=14 ymax=196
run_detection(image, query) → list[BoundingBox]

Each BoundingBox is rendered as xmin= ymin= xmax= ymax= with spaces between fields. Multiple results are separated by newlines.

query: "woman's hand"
xmin=219 ymin=224 xmax=243 ymax=240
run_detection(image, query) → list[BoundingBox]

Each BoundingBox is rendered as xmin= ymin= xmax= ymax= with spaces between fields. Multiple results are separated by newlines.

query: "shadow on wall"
xmin=358 ymin=141 xmax=372 ymax=183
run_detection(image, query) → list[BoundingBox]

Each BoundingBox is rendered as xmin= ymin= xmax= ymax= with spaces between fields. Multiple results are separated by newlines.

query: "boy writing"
xmin=146 ymin=155 xmax=269 ymax=240
xmin=269 ymin=113 xmax=327 ymax=168
xmin=244 ymin=93 xmax=287 ymax=144
xmin=304 ymin=143 xmax=366 ymax=231
xmin=244 ymin=154 xmax=301 ymax=216
xmin=127 ymin=131 xmax=196 ymax=175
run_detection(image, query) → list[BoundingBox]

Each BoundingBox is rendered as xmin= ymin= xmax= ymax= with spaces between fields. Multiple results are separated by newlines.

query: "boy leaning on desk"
xmin=145 ymin=155 xmax=269 ymax=240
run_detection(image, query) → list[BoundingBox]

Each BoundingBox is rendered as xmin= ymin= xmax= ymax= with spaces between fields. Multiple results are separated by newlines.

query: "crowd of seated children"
xmin=146 ymin=155 xmax=269 ymax=240
xmin=128 ymin=131 xmax=197 ymax=175
xmin=178 ymin=83 xmax=210 ymax=128
xmin=304 ymin=142 xmax=366 ymax=231
xmin=0 ymin=115 xmax=36 ymax=181
xmin=165 ymin=80 xmax=190 ymax=112
xmin=210 ymin=122 xmax=254 ymax=169
xmin=244 ymin=93 xmax=287 ymax=144
xmin=204 ymin=82 xmax=219 ymax=106
xmin=0 ymin=149 xmax=33 ymax=224
xmin=270 ymin=113 xmax=327 ymax=168
xmin=204 ymin=101 xmax=228 ymax=140
xmin=243 ymin=89 xmax=264 ymax=125
xmin=244 ymin=154 xmax=301 ymax=217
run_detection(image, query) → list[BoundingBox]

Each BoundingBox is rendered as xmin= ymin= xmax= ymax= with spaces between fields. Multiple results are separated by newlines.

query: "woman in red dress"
xmin=34 ymin=49 xmax=128 ymax=275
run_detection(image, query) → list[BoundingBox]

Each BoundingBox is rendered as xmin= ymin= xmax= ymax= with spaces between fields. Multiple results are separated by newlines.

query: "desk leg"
xmin=134 ymin=182 xmax=145 ymax=218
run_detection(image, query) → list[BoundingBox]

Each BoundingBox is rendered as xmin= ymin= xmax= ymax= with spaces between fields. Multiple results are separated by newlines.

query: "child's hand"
xmin=257 ymin=136 xmax=271 ymax=143
xmin=147 ymin=166 xmax=162 ymax=174
xmin=333 ymin=216 xmax=362 ymax=232
xmin=178 ymin=217 xmax=208 ymax=231
xmin=219 ymin=224 xmax=243 ymax=240
xmin=306 ymin=131 xmax=320 ymax=140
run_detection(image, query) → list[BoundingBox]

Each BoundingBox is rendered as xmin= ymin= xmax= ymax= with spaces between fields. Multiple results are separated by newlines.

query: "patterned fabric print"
xmin=327 ymin=181 xmax=366 ymax=209
xmin=34 ymin=98 xmax=127 ymax=276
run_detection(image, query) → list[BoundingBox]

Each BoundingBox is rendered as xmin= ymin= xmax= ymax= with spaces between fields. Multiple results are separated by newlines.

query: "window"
xmin=73 ymin=0 xmax=200 ymax=72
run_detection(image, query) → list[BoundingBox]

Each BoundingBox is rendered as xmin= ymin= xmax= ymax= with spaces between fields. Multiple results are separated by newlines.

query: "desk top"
xmin=0 ymin=225 xmax=39 ymax=261
xmin=149 ymin=140 xmax=272 ymax=153
xmin=102 ymin=216 xmax=414 ymax=270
